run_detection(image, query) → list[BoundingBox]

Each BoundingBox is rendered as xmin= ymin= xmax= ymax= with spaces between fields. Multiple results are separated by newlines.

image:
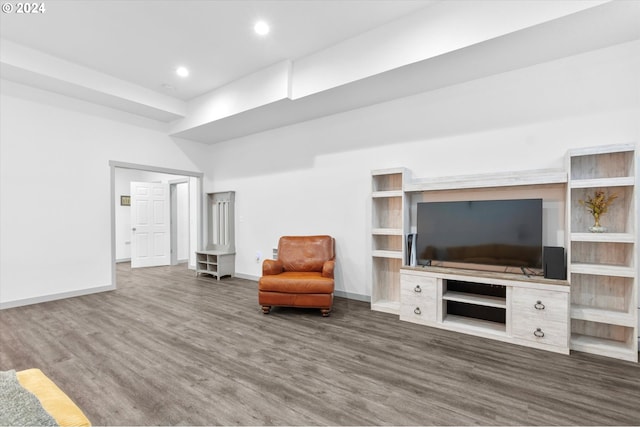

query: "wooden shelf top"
xmin=401 ymin=265 xmax=570 ymax=288
xmin=372 ymin=228 xmax=403 ymax=236
xmin=568 ymin=142 xmax=637 ymax=157
xmin=570 ymin=263 xmax=636 ymax=278
xmin=570 ymin=176 xmax=634 ymax=188
xmin=571 ymin=232 xmax=635 ymax=243
xmin=571 ymin=305 xmax=636 ymax=327
xmin=372 ymin=250 xmax=403 ymax=259
xmin=404 ymin=168 xmax=566 ymax=192
xmin=372 ymin=190 xmax=403 ymax=198
xmin=443 ymin=291 xmax=506 ymax=308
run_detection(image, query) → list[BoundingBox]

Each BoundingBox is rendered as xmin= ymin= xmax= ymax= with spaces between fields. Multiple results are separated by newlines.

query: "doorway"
xmin=109 ymin=161 xmax=203 ymax=287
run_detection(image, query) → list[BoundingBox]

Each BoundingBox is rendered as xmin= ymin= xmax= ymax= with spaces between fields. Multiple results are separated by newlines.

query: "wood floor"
xmin=1 ymin=263 xmax=639 ymax=426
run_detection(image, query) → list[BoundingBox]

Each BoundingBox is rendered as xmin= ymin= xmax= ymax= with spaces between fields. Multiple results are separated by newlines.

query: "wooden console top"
xmin=400 ymin=265 xmax=570 ymax=287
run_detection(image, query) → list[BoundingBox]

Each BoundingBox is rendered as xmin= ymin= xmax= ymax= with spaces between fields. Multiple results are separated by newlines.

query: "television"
xmin=416 ymin=199 xmax=543 ymax=270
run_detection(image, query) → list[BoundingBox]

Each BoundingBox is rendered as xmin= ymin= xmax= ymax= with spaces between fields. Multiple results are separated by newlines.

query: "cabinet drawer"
xmin=400 ymin=273 xmax=437 ymax=324
xmin=511 ymin=319 xmax=568 ymax=347
xmin=399 ymin=303 xmax=436 ymax=325
xmin=511 ymin=288 xmax=568 ymax=324
xmin=400 ymin=274 xmax=436 ymax=297
xmin=511 ymin=287 xmax=569 ymax=347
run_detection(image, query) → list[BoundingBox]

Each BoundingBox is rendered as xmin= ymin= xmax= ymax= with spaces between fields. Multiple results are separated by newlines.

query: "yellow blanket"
xmin=16 ymin=369 xmax=91 ymax=427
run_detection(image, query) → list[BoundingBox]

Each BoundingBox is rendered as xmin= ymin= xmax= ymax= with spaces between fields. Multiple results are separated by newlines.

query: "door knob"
xmin=132 ymin=227 xmax=136 ymax=231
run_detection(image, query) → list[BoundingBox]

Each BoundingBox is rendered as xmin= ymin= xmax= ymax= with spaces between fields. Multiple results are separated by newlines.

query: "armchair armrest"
xmin=322 ymin=260 xmax=335 ymax=279
xmin=262 ymin=259 xmax=283 ymax=276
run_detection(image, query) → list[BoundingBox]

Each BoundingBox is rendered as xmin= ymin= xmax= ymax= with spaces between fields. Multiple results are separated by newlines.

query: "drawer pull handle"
xmin=414 ymin=307 xmax=421 ymax=315
xmin=534 ymin=300 xmax=545 ymax=310
xmin=533 ymin=328 xmax=545 ymax=338
xmin=414 ymin=285 xmax=422 ymax=293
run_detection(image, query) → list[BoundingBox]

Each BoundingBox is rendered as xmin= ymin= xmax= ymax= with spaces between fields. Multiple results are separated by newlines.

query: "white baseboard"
xmin=234 ymin=273 xmax=259 ymax=281
xmin=334 ymin=290 xmax=370 ymax=302
xmin=0 ymin=284 xmax=115 ymax=310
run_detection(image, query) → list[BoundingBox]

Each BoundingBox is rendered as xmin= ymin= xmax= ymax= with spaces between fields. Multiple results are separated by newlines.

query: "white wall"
xmin=1 ymin=39 xmax=638 ymax=307
xmin=0 ymin=81 xmax=209 ymax=307
xmin=204 ymin=40 xmax=640 ymax=300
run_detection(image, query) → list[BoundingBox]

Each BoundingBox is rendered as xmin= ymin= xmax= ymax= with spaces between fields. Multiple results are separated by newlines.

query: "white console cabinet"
xmin=400 ymin=267 xmax=570 ymax=354
xmin=195 ymin=250 xmax=235 ymax=280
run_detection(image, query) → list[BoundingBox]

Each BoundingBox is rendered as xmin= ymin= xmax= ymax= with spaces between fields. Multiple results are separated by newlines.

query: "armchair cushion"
xmin=259 ymin=272 xmax=334 ymax=293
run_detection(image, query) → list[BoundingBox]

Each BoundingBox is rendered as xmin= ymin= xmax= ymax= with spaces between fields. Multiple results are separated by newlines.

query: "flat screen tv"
xmin=416 ymin=199 xmax=543 ymax=270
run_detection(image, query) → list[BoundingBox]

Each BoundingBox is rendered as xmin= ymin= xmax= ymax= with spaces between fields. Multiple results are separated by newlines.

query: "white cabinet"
xmin=400 ymin=267 xmax=570 ymax=354
xmin=567 ymin=143 xmax=638 ymax=362
xmin=511 ymin=287 xmax=569 ymax=349
xmin=195 ymin=250 xmax=235 ymax=280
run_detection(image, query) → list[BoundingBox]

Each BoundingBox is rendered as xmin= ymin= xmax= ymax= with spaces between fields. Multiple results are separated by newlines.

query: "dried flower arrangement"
xmin=578 ymin=190 xmax=618 ymax=230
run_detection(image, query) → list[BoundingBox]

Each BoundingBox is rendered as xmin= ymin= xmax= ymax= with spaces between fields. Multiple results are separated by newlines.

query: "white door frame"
xmin=109 ymin=161 xmax=203 ymax=287
xmin=169 ymin=178 xmax=189 ymax=266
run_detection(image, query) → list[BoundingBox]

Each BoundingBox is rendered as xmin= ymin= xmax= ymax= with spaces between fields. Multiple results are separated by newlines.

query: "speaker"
xmin=543 ymin=246 xmax=566 ymax=280
xmin=407 ymin=233 xmax=417 ymax=267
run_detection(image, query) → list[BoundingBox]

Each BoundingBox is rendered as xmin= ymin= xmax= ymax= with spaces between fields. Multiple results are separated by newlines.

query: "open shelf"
xmin=372 ymin=250 xmax=403 ymax=259
xmin=570 ymin=263 xmax=636 ymax=278
xmin=571 ymin=305 xmax=636 ymax=327
xmin=372 ymin=190 xmax=403 ymax=198
xmin=372 ymin=169 xmax=404 ymax=192
xmin=443 ymin=314 xmax=507 ymax=336
xmin=371 ymin=256 xmax=402 ymax=314
xmin=571 ymin=333 xmax=637 ymax=362
xmin=371 ymin=228 xmax=403 ymax=236
xmin=371 ymin=300 xmax=400 ymax=315
xmin=442 ymin=291 xmax=506 ymax=308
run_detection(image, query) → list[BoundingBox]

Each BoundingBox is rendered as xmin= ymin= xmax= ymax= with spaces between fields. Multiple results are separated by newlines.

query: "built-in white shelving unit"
xmin=370 ymin=168 xmax=409 ymax=314
xmin=567 ymin=143 xmax=638 ymax=362
xmin=370 ymin=143 xmax=640 ymax=362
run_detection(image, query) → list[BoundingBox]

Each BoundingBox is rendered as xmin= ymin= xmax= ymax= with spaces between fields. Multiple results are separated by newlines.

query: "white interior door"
xmin=130 ymin=182 xmax=170 ymax=268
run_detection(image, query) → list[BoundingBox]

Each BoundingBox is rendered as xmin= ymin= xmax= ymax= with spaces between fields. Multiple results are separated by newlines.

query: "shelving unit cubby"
xmin=567 ymin=143 xmax=638 ymax=362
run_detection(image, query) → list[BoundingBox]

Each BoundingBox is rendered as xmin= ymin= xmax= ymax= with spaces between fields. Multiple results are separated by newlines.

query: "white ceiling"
xmin=0 ymin=0 xmax=431 ymax=100
xmin=2 ymin=1 xmax=639 ymax=143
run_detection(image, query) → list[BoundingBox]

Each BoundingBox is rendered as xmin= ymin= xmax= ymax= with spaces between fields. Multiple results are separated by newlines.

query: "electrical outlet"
xmin=256 ymin=251 xmax=262 ymax=262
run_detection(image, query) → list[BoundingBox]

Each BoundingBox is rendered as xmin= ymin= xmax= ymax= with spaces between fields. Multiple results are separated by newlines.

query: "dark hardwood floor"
xmin=1 ymin=263 xmax=639 ymax=426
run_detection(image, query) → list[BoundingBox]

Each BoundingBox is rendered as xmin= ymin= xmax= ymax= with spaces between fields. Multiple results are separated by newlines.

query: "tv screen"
xmin=416 ymin=199 xmax=543 ymax=269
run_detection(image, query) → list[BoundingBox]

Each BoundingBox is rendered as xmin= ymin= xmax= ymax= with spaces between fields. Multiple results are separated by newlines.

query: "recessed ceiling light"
xmin=176 ymin=66 xmax=189 ymax=77
xmin=254 ymin=20 xmax=270 ymax=36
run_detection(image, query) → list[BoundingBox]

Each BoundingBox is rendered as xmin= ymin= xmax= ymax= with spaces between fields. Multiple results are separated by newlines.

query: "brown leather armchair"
xmin=259 ymin=235 xmax=335 ymax=317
